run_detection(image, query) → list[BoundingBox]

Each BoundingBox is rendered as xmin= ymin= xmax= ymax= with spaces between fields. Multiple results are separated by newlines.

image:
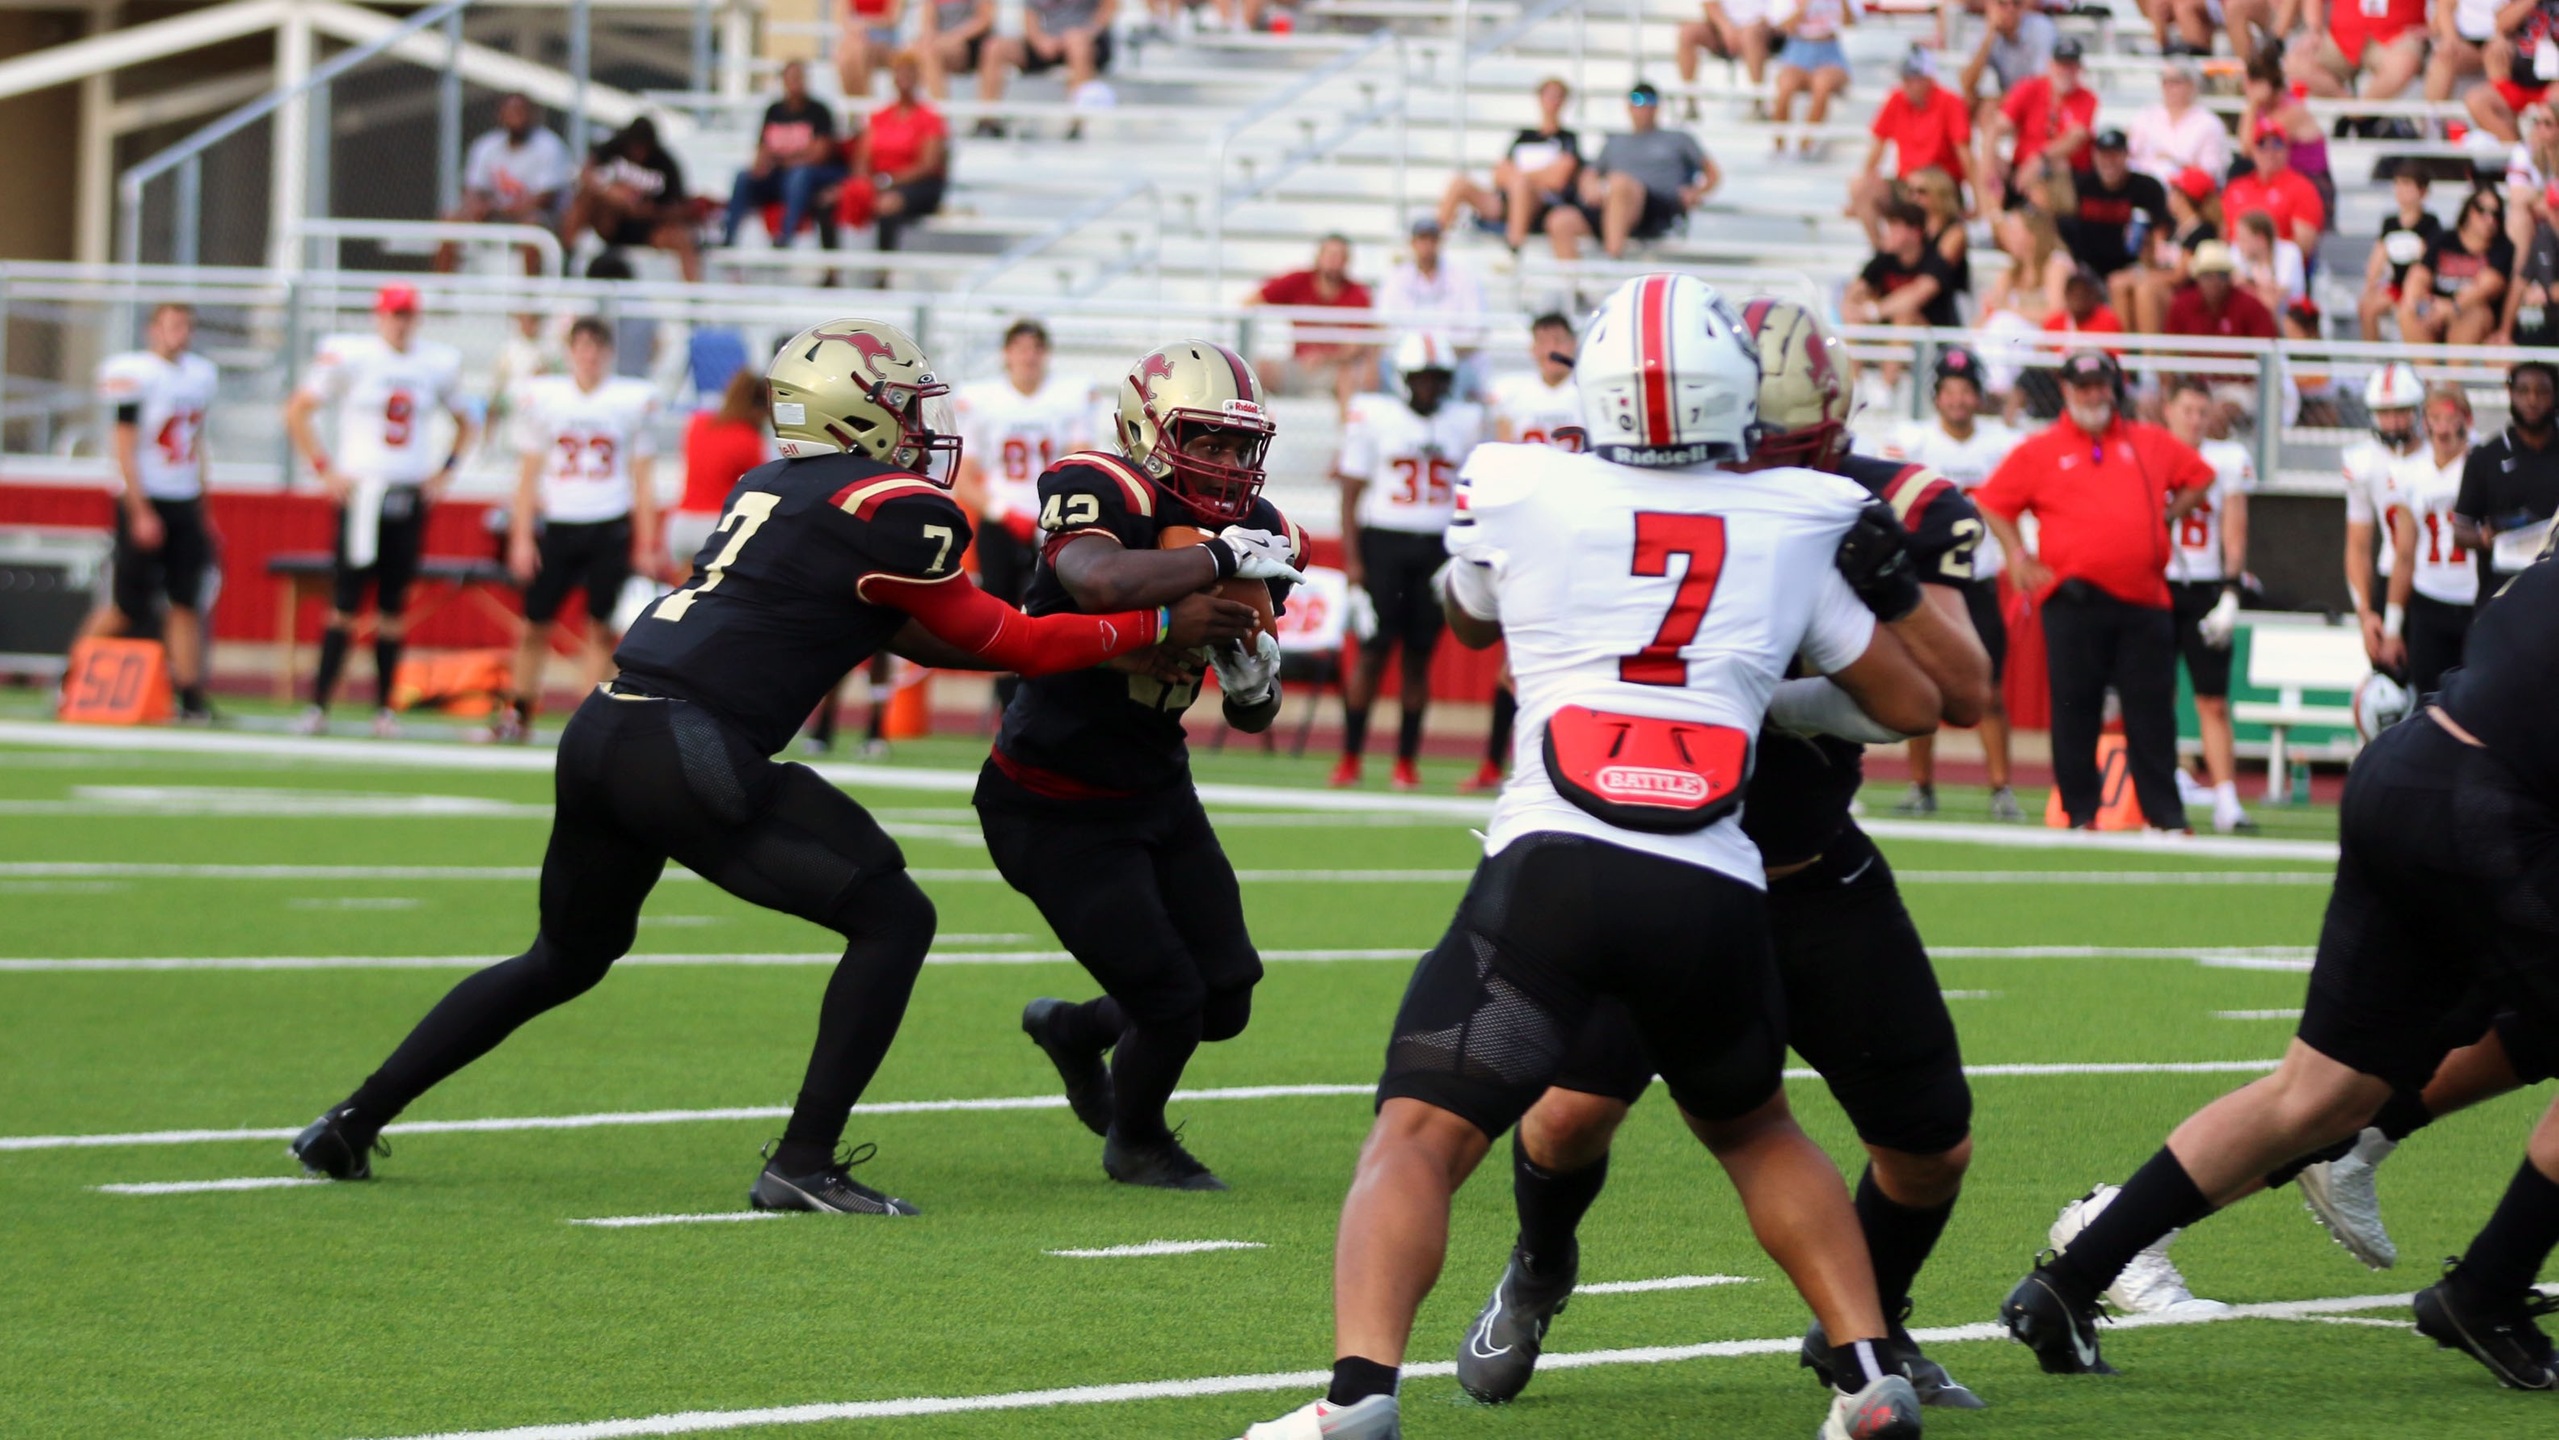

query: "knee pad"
xmin=826 ymin=869 xmax=936 ymax=956
xmin=1201 ymin=984 xmax=1254 ymax=1043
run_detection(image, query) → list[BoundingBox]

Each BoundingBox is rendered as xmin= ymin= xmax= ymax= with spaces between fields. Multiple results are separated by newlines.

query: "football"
xmin=1158 ymin=524 xmax=1279 ymax=640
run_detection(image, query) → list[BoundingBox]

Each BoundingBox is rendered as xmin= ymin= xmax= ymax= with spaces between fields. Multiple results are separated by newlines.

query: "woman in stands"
xmin=2240 ymin=45 xmax=2334 ymax=231
xmin=2401 ymin=187 xmax=2516 ymax=345
xmin=671 ymin=366 xmax=769 ymax=572
xmin=1908 ymin=165 xmax=1972 ymax=302
xmin=1769 ymin=0 xmax=1853 ymax=156
xmin=2231 ymin=210 xmax=2314 ymax=339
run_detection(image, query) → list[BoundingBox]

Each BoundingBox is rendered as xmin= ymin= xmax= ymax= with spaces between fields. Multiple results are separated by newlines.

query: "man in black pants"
xmin=1976 ymin=350 xmax=2215 ymax=830
xmin=987 ymin=339 xmax=1305 ymax=1193
xmin=2003 ymin=551 xmax=2559 ymax=1391
xmin=2455 ymin=359 xmax=2559 ymax=614
xmin=1451 ymin=299 xmax=1997 ymax=1412
xmin=288 ymin=319 xmax=1253 ymax=1214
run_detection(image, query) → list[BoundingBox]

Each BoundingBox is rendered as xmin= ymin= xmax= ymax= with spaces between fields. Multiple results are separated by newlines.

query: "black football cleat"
xmin=1102 ymin=1127 xmax=1227 ymax=1191
xmin=1022 ymin=997 xmax=1115 ymax=1137
xmin=2000 ymin=1256 xmax=2115 ymax=1375
xmin=749 ymin=1141 xmax=919 ymax=1216
xmin=1805 ymin=1314 xmax=1986 ymax=1409
xmin=2413 ymin=1266 xmax=2559 ymax=1390
xmin=1455 ymin=1243 xmax=1577 ymax=1403
xmin=289 ymin=1104 xmax=387 ymax=1180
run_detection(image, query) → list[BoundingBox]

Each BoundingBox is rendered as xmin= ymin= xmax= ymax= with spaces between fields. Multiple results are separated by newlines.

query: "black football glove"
xmin=1834 ymin=499 xmax=1924 ymax=623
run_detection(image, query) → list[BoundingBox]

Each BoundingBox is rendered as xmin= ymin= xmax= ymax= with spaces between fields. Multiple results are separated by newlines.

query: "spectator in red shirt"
xmin=1975 ymin=349 xmax=2216 ymax=830
xmin=1992 ymin=37 xmax=2097 ymax=213
xmin=1250 ymin=234 xmax=1376 ymax=417
xmin=2222 ymin=121 xmax=2324 ymax=252
xmin=2286 ymin=0 xmax=2426 ymax=101
xmin=2164 ymin=240 xmax=2279 ymax=339
xmin=671 ymin=367 xmax=771 ymax=570
xmin=854 ymin=52 xmax=950 ymax=251
xmin=1852 ymin=49 xmax=1973 ymax=243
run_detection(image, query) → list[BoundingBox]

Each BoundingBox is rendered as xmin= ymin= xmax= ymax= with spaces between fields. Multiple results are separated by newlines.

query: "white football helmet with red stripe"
xmin=1576 ymin=274 xmax=1761 ymax=469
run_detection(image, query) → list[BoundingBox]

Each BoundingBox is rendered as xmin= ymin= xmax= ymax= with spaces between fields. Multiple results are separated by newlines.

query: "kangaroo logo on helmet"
xmin=1136 ymin=349 xmax=1179 ymax=399
xmin=814 ymin=327 xmax=901 ymax=382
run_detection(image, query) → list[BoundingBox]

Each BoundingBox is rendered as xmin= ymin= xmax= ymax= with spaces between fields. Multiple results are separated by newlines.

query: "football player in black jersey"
xmin=979 ymin=339 xmax=1308 ymax=1193
xmin=1451 ymin=299 xmax=2000 ymax=1409
xmin=2004 ymin=546 xmax=2559 ymax=1392
xmin=287 ymin=320 xmax=1257 ymax=1215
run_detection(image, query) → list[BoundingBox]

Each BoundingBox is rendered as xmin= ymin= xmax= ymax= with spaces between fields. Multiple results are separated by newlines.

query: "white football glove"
xmin=2198 ymin=587 xmax=2241 ymax=650
xmin=1344 ymin=585 xmax=1380 ymax=641
xmin=1211 ymin=630 xmax=1283 ymax=706
xmin=1213 ymin=525 xmax=1305 ymax=583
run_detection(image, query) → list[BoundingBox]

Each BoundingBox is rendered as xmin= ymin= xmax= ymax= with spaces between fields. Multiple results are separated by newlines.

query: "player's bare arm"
xmin=425 ymin=400 xmax=478 ymax=504
xmin=629 ymin=452 xmax=661 ymax=581
xmin=1336 ymin=473 xmax=1367 ymax=586
xmin=1979 ymin=508 xmax=2048 ymax=592
xmin=109 ymin=414 xmax=163 ymax=551
xmin=2164 ymin=483 xmax=2210 ymax=526
xmin=283 ymin=388 xmax=349 ymax=502
xmin=507 ymin=449 xmax=544 ymax=584
xmin=1829 ymin=624 xmax=1944 ymax=738
xmin=1050 ymin=531 xmax=1224 ymax=611
xmin=2382 ymin=507 xmax=2419 ymax=671
xmin=1895 ymin=584 xmax=1993 ymax=725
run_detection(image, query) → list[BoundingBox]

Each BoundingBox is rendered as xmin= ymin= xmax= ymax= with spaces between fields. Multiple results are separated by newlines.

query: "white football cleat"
xmin=2050 ymin=1183 xmax=2232 ymax=1318
xmin=2298 ymin=1126 xmax=2398 ymax=1269
xmin=1821 ymin=1372 xmax=1923 ymax=1439
xmin=1238 ymin=1394 xmax=1399 ymax=1440
xmin=289 ymin=706 xmax=328 ymax=737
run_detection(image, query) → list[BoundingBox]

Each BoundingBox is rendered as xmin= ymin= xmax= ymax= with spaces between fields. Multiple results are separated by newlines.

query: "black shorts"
xmin=112 ymin=496 xmax=215 ymax=620
xmin=1376 ymin=833 xmax=1787 ymax=1139
xmin=2405 ymin=590 xmax=2473 ymax=698
xmin=1961 ymin=577 xmax=2008 ymax=683
xmin=523 ymin=517 xmax=634 ymax=626
xmin=2170 ymin=580 xmax=2235 ymax=699
xmin=1358 ymin=526 xmax=1450 ymax=662
xmin=974 ymin=761 xmax=1261 ymax=1028
xmin=1550 ymin=826 xmax=1973 ymax=1155
xmin=2299 ymin=715 xmax=2559 ymax=1090
xmin=1575 ymin=186 xmax=1685 ymax=241
xmin=329 ymin=488 xmax=429 ymax=617
xmin=974 ymin=519 xmax=1036 ymax=606
xmin=1020 ymin=26 xmax=1111 ymax=73
xmin=603 ymin=216 xmax=661 ymax=248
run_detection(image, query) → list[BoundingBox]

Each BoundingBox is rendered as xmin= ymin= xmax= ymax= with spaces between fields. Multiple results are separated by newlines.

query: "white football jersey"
xmin=1881 ymin=418 xmax=2023 ymax=578
xmin=299 ymin=334 xmax=466 ymax=486
xmin=957 ymin=375 xmax=1098 ymax=525
xmin=1448 ymin=443 xmax=1879 ymax=887
xmin=517 ymin=374 xmax=661 ymax=524
xmin=2340 ymin=438 xmax=2414 ymax=580
xmin=1340 ymin=393 xmax=1487 ymax=534
xmin=98 ymin=350 xmax=218 ymax=500
xmin=1488 ymin=372 xmax=1583 ymax=450
xmin=2167 ymin=439 xmax=2254 ymax=584
xmin=2394 ymin=447 xmax=2478 ymax=605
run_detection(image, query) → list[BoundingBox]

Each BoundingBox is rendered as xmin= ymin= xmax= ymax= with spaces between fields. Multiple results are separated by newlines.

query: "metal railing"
xmin=961 ymin=179 xmax=1165 ymax=305
xmin=1205 ymin=28 xmax=1411 ymax=298
xmin=289 ymin=218 xmax=565 ymax=278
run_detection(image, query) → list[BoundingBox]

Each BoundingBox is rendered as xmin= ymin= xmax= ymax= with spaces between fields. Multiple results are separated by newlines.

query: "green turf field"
xmin=0 ymin=722 xmax=2549 ymax=1440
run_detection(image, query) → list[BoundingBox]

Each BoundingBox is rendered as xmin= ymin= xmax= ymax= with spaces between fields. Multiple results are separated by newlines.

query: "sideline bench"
xmin=2229 ymin=617 xmax=2368 ymax=800
xmin=266 ymin=553 xmax=517 ymax=704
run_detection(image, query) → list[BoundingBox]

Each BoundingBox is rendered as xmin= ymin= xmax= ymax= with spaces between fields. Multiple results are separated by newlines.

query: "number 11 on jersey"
xmin=654 ymin=491 xmax=781 ymax=622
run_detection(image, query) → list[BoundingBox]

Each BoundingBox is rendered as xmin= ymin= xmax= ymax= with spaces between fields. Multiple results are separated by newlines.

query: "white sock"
xmin=2213 ymin=781 xmax=2239 ymax=806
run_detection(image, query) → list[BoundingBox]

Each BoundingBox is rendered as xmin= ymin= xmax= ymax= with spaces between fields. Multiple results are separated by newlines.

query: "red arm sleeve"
xmin=859 ymin=573 xmax=1161 ymax=675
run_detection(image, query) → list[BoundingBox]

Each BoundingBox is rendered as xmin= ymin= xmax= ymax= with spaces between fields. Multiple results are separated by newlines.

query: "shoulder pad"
xmin=1875 ymin=462 xmax=1962 ymax=532
xmin=1044 ymin=451 xmax=1158 ymax=519
xmin=97 ymin=353 xmax=149 ymax=394
xmin=832 ymin=471 xmax=952 ymax=521
xmin=1453 ymin=441 xmax=1562 ymax=514
xmin=852 ymin=488 xmax=974 ymax=581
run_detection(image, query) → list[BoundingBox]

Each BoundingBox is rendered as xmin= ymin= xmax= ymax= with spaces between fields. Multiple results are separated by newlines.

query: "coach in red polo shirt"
xmin=1974 ymin=349 xmax=2216 ymax=830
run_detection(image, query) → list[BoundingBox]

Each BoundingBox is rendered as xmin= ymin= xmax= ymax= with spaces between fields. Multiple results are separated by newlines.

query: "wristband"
xmin=2383 ymin=603 xmax=2405 ymax=639
xmin=1200 ymin=538 xmax=1239 ymax=581
xmin=440 ymin=454 xmax=460 ymax=474
xmin=310 ymin=453 xmax=331 ymax=475
xmin=1154 ymin=604 xmax=1171 ymax=642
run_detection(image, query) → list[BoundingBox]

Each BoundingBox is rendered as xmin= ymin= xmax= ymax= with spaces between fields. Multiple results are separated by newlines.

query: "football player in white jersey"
xmin=1466 ymin=312 xmax=1583 ymax=792
xmin=2342 ymin=363 xmax=2424 ymax=668
xmin=953 ymin=320 xmax=1096 ymax=722
xmin=2161 ymin=380 xmax=2256 ymax=834
xmin=284 ymin=283 xmax=475 ymax=737
xmin=1236 ymin=276 xmax=1944 ymax=1440
xmin=91 ymin=302 xmax=220 ymax=722
xmin=496 ymin=317 xmax=662 ymax=740
xmin=2386 ymin=384 xmax=2478 ymax=695
xmin=1881 ymin=346 xmax=2025 ymax=820
xmin=1332 ymin=331 xmax=1486 ymax=790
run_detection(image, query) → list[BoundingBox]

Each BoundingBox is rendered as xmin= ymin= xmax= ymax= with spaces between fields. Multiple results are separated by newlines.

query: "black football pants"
xmin=2041 ymin=583 xmax=2190 ymax=831
xmin=347 ymin=687 xmax=936 ymax=1153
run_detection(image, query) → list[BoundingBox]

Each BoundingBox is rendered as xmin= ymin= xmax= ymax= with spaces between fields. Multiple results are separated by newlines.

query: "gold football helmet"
xmin=766 ymin=318 xmax=961 ymax=481
xmin=1116 ymin=339 xmax=1276 ymax=522
xmin=1733 ymin=297 xmax=1853 ymax=472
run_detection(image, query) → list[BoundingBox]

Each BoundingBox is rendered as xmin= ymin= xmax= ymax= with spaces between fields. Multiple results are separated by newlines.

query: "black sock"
xmin=1054 ymin=995 xmax=1126 ymax=1054
xmin=2052 ymin=1147 xmax=2215 ymax=1298
xmin=1855 ymin=1164 xmax=1957 ymax=1317
xmin=1342 ymin=705 xmax=1371 ymax=760
xmin=1486 ymin=687 xmax=1516 ymax=763
xmin=1327 ymin=1355 xmax=1398 ymax=1406
xmin=779 ymin=874 xmax=935 ymax=1153
xmin=809 ymin=695 xmax=839 ymax=749
xmin=178 ymin=684 xmax=208 ymax=713
xmin=373 ymin=636 xmax=404 ymax=711
xmin=2453 ymin=1159 xmax=2559 ymax=1301
xmin=312 ymin=626 xmax=351 ymax=709
xmin=1513 ymin=1132 xmax=1607 ymax=1275
xmin=1827 ymin=1337 xmax=1891 ymax=1390
xmin=2374 ymin=1088 xmax=2434 ymax=1143
xmin=1109 ymin=1012 xmax=1203 ymax=1144
xmin=770 ymin=1139 xmax=837 ymax=1173
xmin=1397 ymin=707 xmax=1425 ymax=763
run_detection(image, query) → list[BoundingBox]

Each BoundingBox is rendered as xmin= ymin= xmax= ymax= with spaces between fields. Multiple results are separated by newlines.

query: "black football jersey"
xmin=614 ymin=454 xmax=973 ymax=754
xmin=994 ymin=451 xmax=1301 ymax=794
xmin=1742 ymin=452 xmax=1983 ymax=868
xmin=2441 ymin=556 xmax=2559 ymax=806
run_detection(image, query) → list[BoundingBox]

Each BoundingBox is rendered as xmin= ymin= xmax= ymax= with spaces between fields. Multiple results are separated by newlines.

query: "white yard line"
xmin=1933 ymin=945 xmax=2315 ymax=962
xmin=0 ymin=1063 xmax=2279 ymax=1156
xmin=1895 ymin=870 xmax=2330 ymax=885
xmin=0 ymin=722 xmax=2345 ymax=857
xmin=360 ymin=1291 xmax=2417 ymax=1440
xmin=93 ymin=1176 xmax=328 ymax=1195
xmin=567 ymin=1212 xmax=783 ymax=1230
xmin=1046 ymin=1240 xmax=1267 ymax=1258
xmin=2216 ymin=1009 xmax=2306 ymax=1020
xmin=1574 ymin=1275 xmax=1755 ymax=1295
xmin=0 ymin=948 xmax=1421 ymax=973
